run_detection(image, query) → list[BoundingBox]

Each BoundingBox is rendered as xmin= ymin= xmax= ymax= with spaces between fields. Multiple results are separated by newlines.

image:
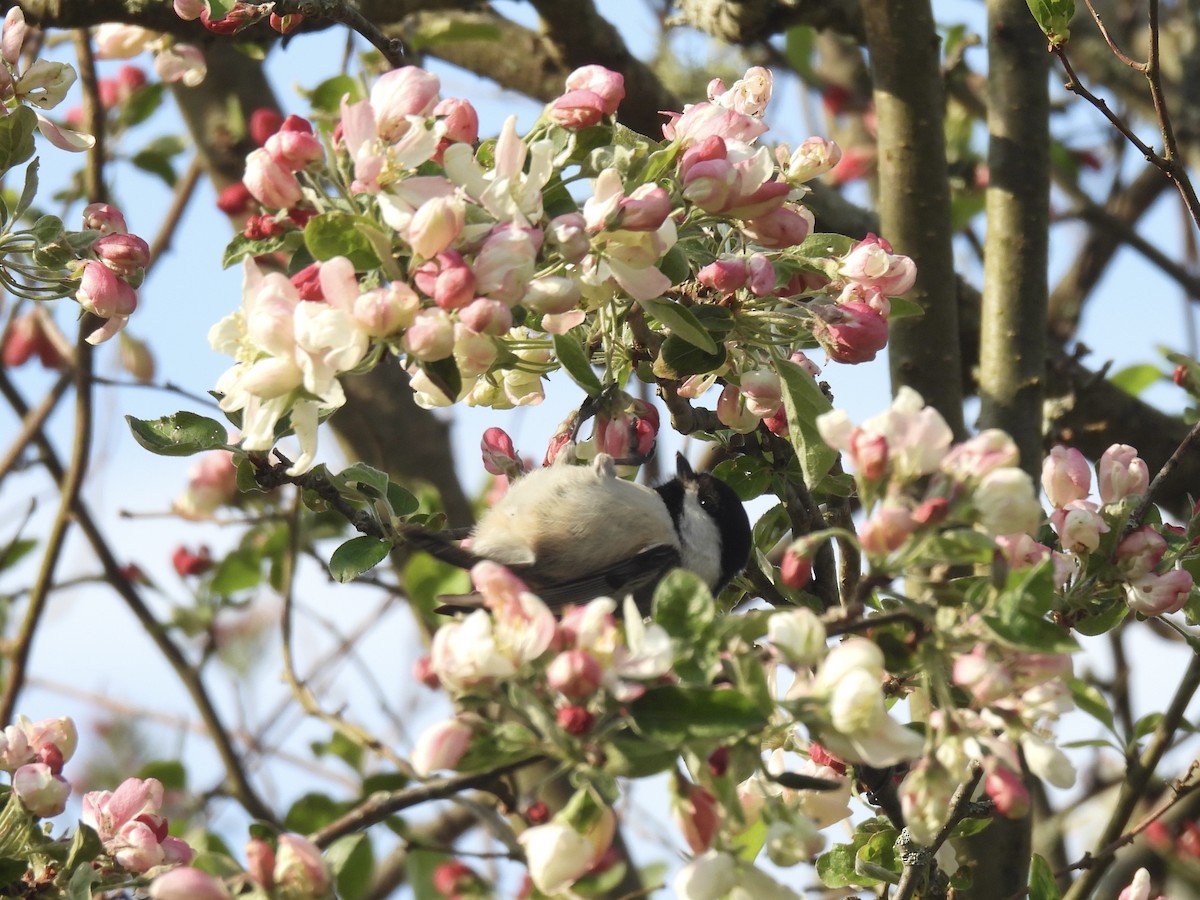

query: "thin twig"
xmin=148 ymin=157 xmax=203 ymax=266
xmin=0 ymin=371 xmax=71 ymax=484
xmin=1126 ymin=419 xmax=1200 ymax=531
xmin=271 ymin=0 xmax=406 ymax=67
xmin=1080 ymin=0 xmax=1146 ymax=69
xmin=894 ymin=764 xmax=985 ymax=900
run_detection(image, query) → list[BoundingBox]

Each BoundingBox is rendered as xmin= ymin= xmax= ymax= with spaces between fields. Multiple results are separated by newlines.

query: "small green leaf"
xmin=137 ymin=760 xmax=187 ymax=792
xmin=982 ymin=608 xmax=1077 ymax=653
xmin=303 ymin=74 xmax=363 ymax=114
xmin=419 ymin=356 xmax=462 ymax=404
xmin=1 ymin=538 xmax=36 ymax=572
xmin=66 ymin=864 xmax=100 ymax=900
xmin=1026 ymin=0 xmax=1074 ymax=44
xmin=131 ymin=148 xmax=176 ymax=187
xmin=327 ymin=833 xmax=373 ymax=900
xmin=797 ymin=232 xmax=856 ymax=260
xmin=126 ymin=412 xmax=228 ymax=457
xmin=887 ymin=296 xmax=925 ymax=320
xmin=1110 ymin=363 xmax=1162 ymax=397
xmin=653 ymin=569 xmax=715 ymax=638
xmin=712 ymin=455 xmax=773 ymax=501
xmin=210 ymin=547 xmax=263 ymax=596
xmin=1029 ymin=854 xmax=1062 ymax=900
xmin=656 ymin=333 xmax=727 ymax=378
xmin=777 ymin=356 xmax=837 ymax=489
xmin=329 ymin=536 xmax=391 ymax=583
xmin=14 ymin=159 xmax=38 ymax=221
xmin=1068 ymin=678 xmax=1115 ymax=734
xmin=30 ymin=214 xmax=64 ymax=244
xmin=638 ymin=297 xmax=718 ymax=353
xmin=119 ymin=82 xmax=166 ymax=128
xmin=552 ymin=332 xmax=603 ymax=396
xmin=304 ymin=212 xmax=381 ymax=269
xmin=629 ymin=686 xmax=768 ymax=746
xmin=386 ymin=482 xmax=419 ymax=518
xmin=339 ymin=463 xmax=390 ymax=498
xmin=0 ymin=106 xmax=37 ymax=174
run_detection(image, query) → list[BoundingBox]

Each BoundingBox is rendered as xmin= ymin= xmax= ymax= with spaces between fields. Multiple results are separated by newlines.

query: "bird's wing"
xmin=433 ymin=544 xmax=681 ymax=615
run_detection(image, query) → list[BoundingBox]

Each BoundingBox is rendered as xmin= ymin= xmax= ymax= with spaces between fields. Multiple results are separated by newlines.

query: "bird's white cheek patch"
xmin=678 ymin=502 xmax=723 ymax=588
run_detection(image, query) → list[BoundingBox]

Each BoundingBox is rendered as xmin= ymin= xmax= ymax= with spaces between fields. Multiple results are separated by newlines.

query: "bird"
xmin=405 ymin=451 xmax=752 ymax=613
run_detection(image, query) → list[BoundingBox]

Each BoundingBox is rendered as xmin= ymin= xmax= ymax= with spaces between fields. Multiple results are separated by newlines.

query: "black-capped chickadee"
xmin=410 ymin=452 xmax=752 ymax=612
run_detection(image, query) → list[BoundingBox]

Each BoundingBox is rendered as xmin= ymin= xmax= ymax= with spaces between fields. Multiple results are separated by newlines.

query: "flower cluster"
xmin=75 ymin=202 xmax=151 ymax=344
xmin=90 ymin=20 xmax=206 ymax=87
xmin=207 ymin=62 xmax=916 ymax=472
xmin=1042 ymin=444 xmax=1195 ymax=617
xmin=81 ymin=776 xmax=194 ymax=874
xmin=0 ymin=714 xmax=77 ymax=818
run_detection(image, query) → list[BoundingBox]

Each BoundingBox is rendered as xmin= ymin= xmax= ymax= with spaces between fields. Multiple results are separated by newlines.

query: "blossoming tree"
xmin=1 ymin=0 xmax=1199 ymax=898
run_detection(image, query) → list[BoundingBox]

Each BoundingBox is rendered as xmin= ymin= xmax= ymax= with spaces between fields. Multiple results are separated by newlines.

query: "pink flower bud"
xmin=697 ymin=258 xmax=747 ymax=294
xmin=1098 ymin=443 xmax=1150 ymax=504
xmin=434 ymin=97 xmax=479 ymax=145
xmin=245 ymin=837 xmax=275 ymax=888
xmin=172 ymin=544 xmax=212 ymax=577
xmin=812 ymin=300 xmax=888 ymax=364
xmin=83 ymin=202 xmax=127 ymax=234
xmin=93 ymin=232 xmax=150 ymax=277
xmin=847 ymin=429 xmax=888 ymax=481
xmin=2 ymin=313 xmax=64 ymax=369
xmin=12 ymin=762 xmax=69 ymax=817
xmin=265 ymin=121 xmax=323 ymax=171
xmin=952 ymin=644 xmax=1013 ymax=706
xmin=433 ymin=860 xmax=483 ymax=897
xmin=149 ymin=868 xmax=232 ymax=900
xmin=1041 ymin=445 xmax=1091 ymax=507
xmin=457 ymin=298 xmax=510 ymax=335
xmin=408 ymin=195 xmax=465 ymax=259
xmin=746 ymin=253 xmax=775 ymax=295
xmin=154 ymin=43 xmax=206 ymax=87
xmin=739 ymin=368 xmax=782 ymax=418
xmin=780 ymin=136 xmax=842 ymax=183
xmin=985 ymin=764 xmax=1030 ymax=818
xmin=249 ymin=107 xmax=284 ymax=146
xmin=859 ymin=504 xmax=915 ymax=555
xmin=411 ymin=718 xmax=472 ymax=776
xmin=546 ymin=650 xmax=604 ymax=700
xmin=617 ymin=185 xmax=671 ymax=231
xmin=546 ymin=213 xmax=590 ymax=262
xmin=2 ymin=7 xmax=25 ymax=67
xmin=1125 ymin=568 xmax=1193 ymax=617
xmin=1116 ymin=526 xmax=1168 ymax=580
xmin=742 ymin=204 xmax=814 ymax=249
xmin=92 ymin=23 xmax=155 ymax=60
xmin=404 ymin=309 xmax=455 ymax=361
xmin=839 ymin=233 xmax=917 ymax=296
xmin=289 ymin=263 xmax=324 ymax=301
xmin=370 ymin=66 xmax=440 ymax=142
xmin=413 ymin=251 xmax=476 ymax=310
xmin=717 ymin=383 xmax=761 ymax=433
xmin=556 ymin=705 xmax=595 ymax=735
xmin=243 ymin=148 xmax=301 ymax=209
xmin=481 ymin=427 xmax=519 ymax=477
xmin=353 ymin=281 xmax=419 ymax=336
xmin=548 ymin=89 xmax=608 ymax=128
xmin=673 ymin=779 xmax=721 ymax=854
xmin=274 ymin=834 xmax=331 ymax=899
xmin=681 ymin=157 xmax=736 ymax=211
xmin=564 ymin=65 xmax=625 ymax=116
xmin=217 ymin=182 xmax=256 ymax=216
xmin=77 ymin=261 xmax=137 ymax=318
xmin=790 ymin=350 xmax=821 ymax=377
xmin=912 ymin=497 xmax=949 ymax=526
xmin=172 ymin=0 xmax=206 ymax=20
xmin=780 ymin=544 xmax=813 ymax=590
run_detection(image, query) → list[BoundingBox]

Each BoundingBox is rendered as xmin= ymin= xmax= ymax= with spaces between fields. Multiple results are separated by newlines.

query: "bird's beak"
xmin=675 ymin=452 xmax=696 ymax=483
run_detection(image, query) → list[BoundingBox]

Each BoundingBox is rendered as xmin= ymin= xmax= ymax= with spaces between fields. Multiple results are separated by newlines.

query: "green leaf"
xmin=210 ymin=547 xmax=263 ymax=596
xmin=131 ymin=148 xmax=177 ymax=187
xmin=602 ymin=733 xmax=679 ymax=778
xmin=887 ymin=296 xmax=925 ymax=320
xmin=0 ymin=106 xmax=37 ymax=174
xmin=119 ymin=82 xmax=166 ymax=129
xmin=1110 ymin=363 xmax=1162 ymax=397
xmin=31 ymin=214 xmax=64 ymax=244
xmin=63 ymin=822 xmax=103 ymax=872
xmin=312 ymin=731 xmax=365 ymax=773
xmin=137 ymin=760 xmax=187 ymax=792
xmin=14 ymin=159 xmax=38 ymax=222
xmin=1025 ymin=0 xmax=1074 ymax=44
xmin=329 ymin=536 xmax=391 ymax=583
xmin=855 ymin=829 xmax=900 ymax=884
xmin=656 ymin=333 xmax=727 ymax=378
xmin=66 ymin=864 xmax=100 ymax=900
xmin=283 ymin=792 xmax=342 ymax=833
xmin=553 ymin=332 xmax=603 ymax=396
xmin=629 ymin=686 xmax=768 ymax=746
xmin=1071 ymin=598 xmax=1129 ymax=636
xmin=126 ymin=412 xmax=228 ymax=457
xmin=653 ymin=570 xmax=715 ymax=638
xmin=638 ymin=297 xmax=718 ymax=353
xmin=797 ymin=232 xmax=856 ymax=260
xmin=1068 ymin=678 xmax=1115 ymax=735
xmin=304 ymin=212 xmax=381 ymax=269
xmin=419 ymin=356 xmax=462 ymax=404
xmin=817 ymin=841 xmax=868 ymax=888
xmin=1 ymin=538 xmax=36 ymax=572
xmin=303 ymin=74 xmax=363 ymax=114
xmin=777 ymin=356 xmax=837 ymax=489
xmin=386 ymin=482 xmax=419 ymax=518
xmin=223 ymin=230 xmax=303 ymax=268
xmin=326 ymin=833 xmax=373 ymax=900
xmin=712 ymin=455 xmax=773 ymax=501
xmin=982 ymin=607 xmax=1077 ymax=654
xmin=1029 ymin=853 xmax=1062 ymax=900
xmin=338 ymin=463 xmax=390 ymax=498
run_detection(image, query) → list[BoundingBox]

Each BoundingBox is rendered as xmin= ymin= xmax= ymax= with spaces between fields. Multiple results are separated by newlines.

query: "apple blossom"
xmin=433 ymin=97 xmax=479 ymax=145
xmin=413 ymin=250 xmax=476 ymax=310
xmin=673 ymin=850 xmax=737 ymax=900
xmin=519 ymin=803 xmax=615 ymax=896
xmin=662 ymin=100 xmax=769 ymax=147
xmin=717 ymin=383 xmax=760 ymax=433
xmin=1116 ymin=526 xmax=1168 ymax=579
xmin=941 ymin=429 xmax=1020 ymax=480
xmin=1042 ymin=445 xmax=1092 ymax=507
xmin=77 ymin=260 xmax=137 ymax=319
xmin=93 ymin=232 xmax=151 ymax=276
xmin=244 ymin=148 xmax=302 ymax=209
xmin=779 ymin=136 xmax=843 ymax=184
xmin=1019 ymin=731 xmax=1076 ymax=789
xmin=768 ymin=607 xmax=826 ymax=665
xmin=985 ymin=761 xmax=1030 ymax=817
xmin=546 ymin=649 xmax=604 ymax=699
xmin=742 ymin=203 xmax=814 ymax=248
xmin=859 ymin=502 xmax=916 ymax=555
xmin=370 ymin=66 xmax=440 ymax=142
xmin=548 ymin=89 xmax=609 ymax=128
xmin=13 ymin=762 xmax=70 ymax=816
xmin=264 ymin=116 xmax=323 ymax=171
xmin=811 ymin=300 xmax=888 ymax=363
xmin=1098 ymin=443 xmax=1150 ymax=504
xmin=974 ymin=467 xmax=1044 ymax=536
xmin=154 ymin=43 xmax=206 ymax=86
xmin=81 ymin=777 xmax=194 ymax=873
xmin=174 ymin=450 xmax=238 ymax=519
xmin=353 ymin=281 xmax=420 ymax=336
xmin=403 ymin=309 xmax=455 ymax=361
xmin=480 ymin=427 xmax=519 ymax=477
xmin=1050 ymin=499 xmax=1110 ymax=553
xmin=408 ymin=194 xmax=465 ymax=259
xmin=93 ymin=23 xmax=156 ymax=59
xmin=1118 ymin=868 xmax=1167 ymax=900
xmin=274 ymin=833 xmax=332 ymax=899
xmin=564 ymin=65 xmax=625 ymax=115
xmin=2 ymin=6 xmax=24 ymax=67
xmin=2 ymin=312 xmax=65 ymax=369
xmin=1125 ymin=568 xmax=1193 ymax=616
xmin=697 ymin=258 xmax=747 ymax=293
xmin=83 ymin=202 xmax=128 ymax=234
xmin=411 ymin=718 xmax=472 ymax=776
xmin=673 ymin=778 xmax=722 ymax=854
xmin=149 ymin=868 xmax=232 ymax=900
xmin=839 ymin=233 xmax=917 ymax=295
